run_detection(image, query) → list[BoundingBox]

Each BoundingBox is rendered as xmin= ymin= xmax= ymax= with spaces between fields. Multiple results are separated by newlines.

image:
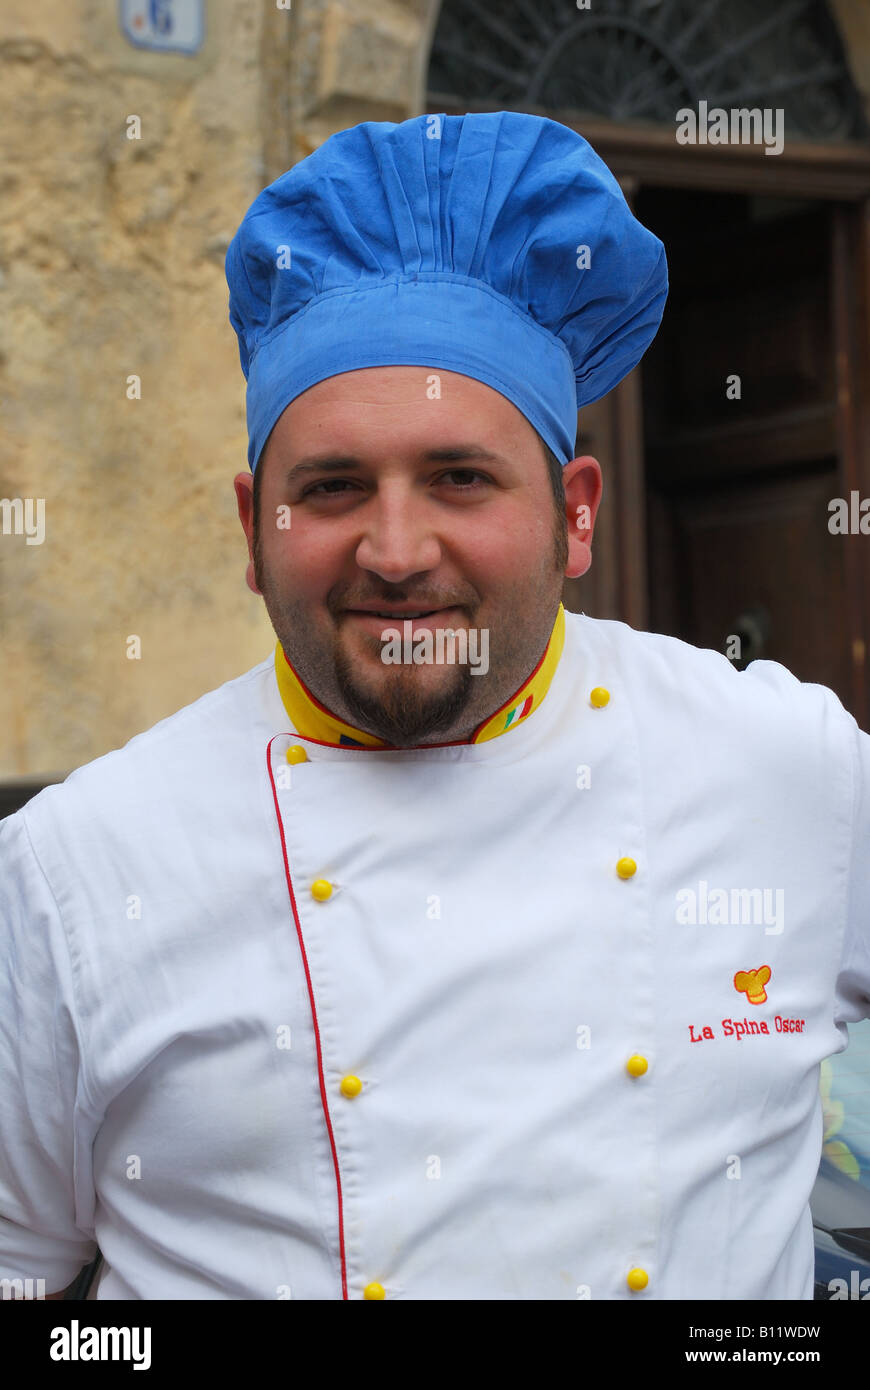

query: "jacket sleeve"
xmin=0 ymin=808 xmax=98 ymax=1293
xmin=836 ymin=719 xmax=870 ymax=1025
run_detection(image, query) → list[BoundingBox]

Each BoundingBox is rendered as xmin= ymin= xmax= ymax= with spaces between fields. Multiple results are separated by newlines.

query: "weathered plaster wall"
xmin=0 ymin=1 xmax=293 ymax=777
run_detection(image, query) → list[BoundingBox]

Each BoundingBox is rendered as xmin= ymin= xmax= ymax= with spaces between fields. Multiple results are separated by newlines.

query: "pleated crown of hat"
xmin=225 ymin=110 xmax=668 ymax=473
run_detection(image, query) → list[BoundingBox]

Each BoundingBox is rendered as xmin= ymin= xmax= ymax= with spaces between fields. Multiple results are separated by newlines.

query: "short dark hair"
xmin=253 ymin=451 xmax=265 ymax=532
xmin=542 ymin=439 xmax=566 ymax=516
xmin=253 ymin=433 xmax=567 ymax=534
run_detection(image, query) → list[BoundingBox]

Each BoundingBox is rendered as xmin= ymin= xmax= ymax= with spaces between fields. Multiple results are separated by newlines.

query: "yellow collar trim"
xmin=273 ymin=603 xmax=566 ymax=749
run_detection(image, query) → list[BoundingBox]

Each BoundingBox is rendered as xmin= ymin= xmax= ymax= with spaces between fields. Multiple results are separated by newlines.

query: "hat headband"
xmin=247 ymin=272 xmax=578 ymax=474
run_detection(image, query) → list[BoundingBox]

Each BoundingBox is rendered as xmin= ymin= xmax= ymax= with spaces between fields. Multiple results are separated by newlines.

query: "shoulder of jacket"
xmin=17 ymin=655 xmax=275 ymax=840
xmin=563 ymin=611 xmax=854 ymax=739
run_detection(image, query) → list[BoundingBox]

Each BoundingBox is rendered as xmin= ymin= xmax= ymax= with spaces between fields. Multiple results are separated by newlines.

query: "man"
xmin=1 ymin=111 xmax=868 ymax=1301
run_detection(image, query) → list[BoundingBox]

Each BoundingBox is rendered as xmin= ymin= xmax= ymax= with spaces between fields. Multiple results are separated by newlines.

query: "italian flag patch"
xmin=504 ymin=694 xmax=533 ymax=728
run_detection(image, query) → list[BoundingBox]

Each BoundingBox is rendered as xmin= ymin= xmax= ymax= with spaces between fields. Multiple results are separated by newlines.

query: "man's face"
xmin=235 ymin=367 xmax=600 ymax=747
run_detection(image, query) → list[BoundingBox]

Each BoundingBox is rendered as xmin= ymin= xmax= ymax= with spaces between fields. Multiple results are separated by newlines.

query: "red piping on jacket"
xmin=266 ymin=733 xmax=349 ymax=1300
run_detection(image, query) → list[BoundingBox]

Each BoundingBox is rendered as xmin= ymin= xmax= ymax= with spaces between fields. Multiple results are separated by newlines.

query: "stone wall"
xmin=0 ymin=1 xmax=294 ymax=778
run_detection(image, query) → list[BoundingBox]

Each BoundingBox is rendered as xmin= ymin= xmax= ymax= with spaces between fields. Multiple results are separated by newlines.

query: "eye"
xmin=302 ymin=479 xmax=359 ymax=497
xmin=438 ymin=469 xmax=490 ymax=490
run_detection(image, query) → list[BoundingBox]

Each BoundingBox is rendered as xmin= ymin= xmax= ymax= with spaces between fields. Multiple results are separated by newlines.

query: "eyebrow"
xmin=284 ymin=445 xmax=508 ymax=485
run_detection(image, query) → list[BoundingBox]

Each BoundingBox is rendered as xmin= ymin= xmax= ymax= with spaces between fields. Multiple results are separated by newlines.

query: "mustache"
xmin=336 ymin=595 xmax=468 ymax=610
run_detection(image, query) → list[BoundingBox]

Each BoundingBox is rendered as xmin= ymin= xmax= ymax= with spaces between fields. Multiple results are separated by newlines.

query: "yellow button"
xmin=340 ymin=1074 xmax=362 ymax=1098
xmin=363 ymin=1282 xmax=385 ymax=1300
xmin=626 ymin=1054 xmax=648 ymax=1078
xmin=627 ymin=1267 xmax=648 ymax=1292
xmin=589 ymin=686 xmax=610 ymax=708
xmin=616 ymin=857 xmax=637 ymax=879
xmin=311 ymin=879 xmax=333 ymax=901
xmin=286 ymin=745 xmax=308 ymax=764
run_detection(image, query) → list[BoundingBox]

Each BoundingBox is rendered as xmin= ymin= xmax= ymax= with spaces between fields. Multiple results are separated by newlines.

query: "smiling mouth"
xmin=343 ymin=606 xmax=466 ymax=631
xmin=349 ymin=609 xmax=443 ymax=619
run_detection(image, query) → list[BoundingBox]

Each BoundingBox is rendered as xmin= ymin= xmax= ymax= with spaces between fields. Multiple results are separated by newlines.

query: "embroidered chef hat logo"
xmin=733 ymin=965 xmax=771 ymax=1005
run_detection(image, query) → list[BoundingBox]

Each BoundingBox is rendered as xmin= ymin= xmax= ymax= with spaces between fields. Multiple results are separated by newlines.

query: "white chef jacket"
xmin=1 ymin=608 xmax=869 ymax=1300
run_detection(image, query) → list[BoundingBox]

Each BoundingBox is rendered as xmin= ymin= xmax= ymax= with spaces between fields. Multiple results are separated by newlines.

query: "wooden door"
xmin=637 ymin=187 xmax=854 ymax=707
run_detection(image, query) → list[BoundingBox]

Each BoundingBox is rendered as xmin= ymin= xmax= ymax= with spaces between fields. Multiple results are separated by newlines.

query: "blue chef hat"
xmin=225 ymin=110 xmax=668 ymax=472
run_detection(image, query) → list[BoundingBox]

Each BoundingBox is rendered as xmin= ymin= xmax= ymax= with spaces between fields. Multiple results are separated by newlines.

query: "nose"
xmin=353 ymin=484 xmax=443 ymax=582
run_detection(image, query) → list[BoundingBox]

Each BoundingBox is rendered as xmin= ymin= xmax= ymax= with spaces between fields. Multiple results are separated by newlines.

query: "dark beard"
xmin=332 ymin=637 xmax=475 ymax=746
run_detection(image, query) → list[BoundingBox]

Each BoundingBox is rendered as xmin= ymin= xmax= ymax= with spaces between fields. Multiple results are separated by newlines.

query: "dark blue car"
xmin=812 ymin=1018 xmax=870 ymax=1299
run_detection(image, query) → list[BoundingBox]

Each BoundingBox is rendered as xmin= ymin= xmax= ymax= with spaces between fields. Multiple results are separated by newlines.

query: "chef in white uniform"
xmin=1 ymin=111 xmax=868 ymax=1302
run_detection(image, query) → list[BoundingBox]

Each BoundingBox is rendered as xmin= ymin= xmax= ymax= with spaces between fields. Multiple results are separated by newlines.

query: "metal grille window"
xmin=427 ymin=0 xmax=868 ymax=142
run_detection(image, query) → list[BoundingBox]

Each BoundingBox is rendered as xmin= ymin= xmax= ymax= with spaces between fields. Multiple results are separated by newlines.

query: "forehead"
xmin=264 ymin=366 xmax=540 ymax=462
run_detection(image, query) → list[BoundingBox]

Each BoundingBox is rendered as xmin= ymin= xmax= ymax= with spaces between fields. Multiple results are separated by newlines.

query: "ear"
xmin=562 ymin=456 xmax=603 ymax=579
xmin=234 ymin=472 xmax=262 ymax=596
